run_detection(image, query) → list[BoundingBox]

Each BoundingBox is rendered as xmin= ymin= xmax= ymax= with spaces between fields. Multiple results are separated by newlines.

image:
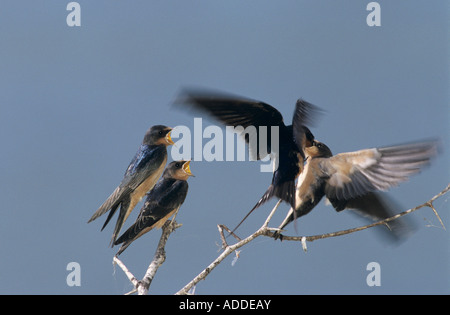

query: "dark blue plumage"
xmin=114 ymin=160 xmax=193 ymax=256
xmin=88 ymin=125 xmax=174 ymax=245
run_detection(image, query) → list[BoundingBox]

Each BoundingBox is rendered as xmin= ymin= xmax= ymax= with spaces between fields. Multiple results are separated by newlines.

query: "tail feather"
xmin=87 ymin=186 xmax=124 ymax=223
xmin=114 ymin=216 xmax=159 ymax=256
xmin=114 ymin=225 xmax=136 ymax=256
xmin=228 ymin=180 xmax=296 ymax=237
xmin=101 ymin=203 xmax=120 ymax=231
xmin=109 ymin=196 xmax=131 ymax=247
xmin=115 ymin=242 xmax=131 ymax=257
xmin=272 ymin=180 xmax=296 ymax=209
xmin=253 ymin=179 xmax=296 ymax=212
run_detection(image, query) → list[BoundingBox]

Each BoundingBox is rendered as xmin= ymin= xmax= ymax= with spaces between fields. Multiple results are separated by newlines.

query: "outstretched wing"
xmin=320 ymin=140 xmax=438 ymax=201
xmin=174 ymin=88 xmax=286 ymax=160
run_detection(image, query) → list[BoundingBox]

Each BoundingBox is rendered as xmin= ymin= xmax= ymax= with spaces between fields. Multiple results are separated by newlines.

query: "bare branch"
xmin=266 ymin=184 xmax=449 ymax=242
xmin=428 ymin=202 xmax=446 ymax=230
xmin=176 ymin=184 xmax=449 ymax=294
xmin=218 ymin=224 xmax=241 ymax=248
xmin=112 ymin=256 xmax=138 ymax=287
xmin=113 ymin=219 xmax=182 ymax=295
xmin=175 ymin=200 xmax=282 ymax=295
xmin=114 ymin=184 xmax=449 ymax=295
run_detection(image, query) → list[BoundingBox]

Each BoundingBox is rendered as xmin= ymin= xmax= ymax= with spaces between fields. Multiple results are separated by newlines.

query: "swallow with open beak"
xmin=274 ymin=139 xmax=438 ymax=240
xmin=88 ymin=125 xmax=175 ymax=245
xmin=174 ymin=89 xmax=320 ymax=226
xmin=114 ymin=160 xmax=194 ymax=256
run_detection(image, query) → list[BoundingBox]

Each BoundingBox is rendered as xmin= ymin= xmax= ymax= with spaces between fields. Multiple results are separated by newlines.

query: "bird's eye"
xmin=317 ymin=143 xmax=322 ymax=148
xmin=175 ymin=163 xmax=180 ymax=168
xmin=158 ymin=131 xmax=163 ymax=135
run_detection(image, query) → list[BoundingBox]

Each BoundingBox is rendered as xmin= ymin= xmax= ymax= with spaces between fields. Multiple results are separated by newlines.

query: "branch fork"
xmin=113 ymin=219 xmax=182 ymax=295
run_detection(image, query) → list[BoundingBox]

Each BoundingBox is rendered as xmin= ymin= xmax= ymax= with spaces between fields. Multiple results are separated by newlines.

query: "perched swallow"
xmin=275 ymin=139 xmax=438 ymax=240
xmin=88 ymin=125 xmax=175 ymax=245
xmin=175 ymin=88 xmax=320 ymax=220
xmin=114 ymin=160 xmax=194 ymax=256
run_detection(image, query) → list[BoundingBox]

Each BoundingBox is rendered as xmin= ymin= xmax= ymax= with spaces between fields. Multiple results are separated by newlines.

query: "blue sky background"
xmin=0 ymin=1 xmax=448 ymax=294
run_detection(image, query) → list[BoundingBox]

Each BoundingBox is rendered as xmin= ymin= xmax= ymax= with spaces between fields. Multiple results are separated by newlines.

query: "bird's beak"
xmin=183 ymin=160 xmax=194 ymax=177
xmin=165 ymin=128 xmax=175 ymax=145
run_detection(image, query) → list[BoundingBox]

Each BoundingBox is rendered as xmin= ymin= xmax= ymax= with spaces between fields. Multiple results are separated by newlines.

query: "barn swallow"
xmin=174 ymin=88 xmax=320 ymax=219
xmin=114 ymin=160 xmax=194 ymax=256
xmin=88 ymin=125 xmax=175 ymax=245
xmin=274 ymin=139 xmax=438 ymax=240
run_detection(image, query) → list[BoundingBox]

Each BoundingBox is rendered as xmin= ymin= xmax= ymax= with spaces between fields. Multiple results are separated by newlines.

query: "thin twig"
xmin=113 ymin=256 xmax=138 ymax=287
xmin=113 ymin=219 xmax=182 ymax=295
xmin=176 ymin=184 xmax=449 ymax=295
xmin=427 ymin=202 xmax=446 ymax=230
xmin=124 ymin=288 xmax=138 ymax=295
xmin=175 ymin=200 xmax=282 ymax=295
xmin=266 ymin=184 xmax=449 ymax=242
xmin=218 ymin=224 xmax=242 ymax=248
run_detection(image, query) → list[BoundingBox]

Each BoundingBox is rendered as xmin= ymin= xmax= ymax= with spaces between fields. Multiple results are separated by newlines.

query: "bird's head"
xmin=164 ymin=160 xmax=194 ymax=181
xmin=143 ymin=125 xmax=175 ymax=146
xmin=305 ymin=140 xmax=333 ymax=158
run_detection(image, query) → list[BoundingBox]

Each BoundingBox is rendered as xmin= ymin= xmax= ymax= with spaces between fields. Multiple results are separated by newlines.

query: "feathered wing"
xmin=88 ymin=144 xmax=169 ymax=250
xmin=267 ymin=99 xmax=320 ymax=209
xmin=114 ymin=180 xmax=188 ymax=255
xmin=87 ymin=185 xmax=131 ymax=224
xmin=292 ymin=99 xmax=321 ymax=151
xmin=320 ymin=140 xmax=438 ymax=201
xmin=114 ymin=202 xmax=179 ymax=256
xmin=174 ymin=88 xmax=286 ymax=160
xmin=328 ymin=191 xmax=414 ymax=241
xmin=88 ymin=145 xmax=165 ymax=226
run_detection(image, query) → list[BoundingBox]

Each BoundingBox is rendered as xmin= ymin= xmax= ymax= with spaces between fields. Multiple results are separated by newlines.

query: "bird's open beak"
xmin=165 ymin=128 xmax=175 ymax=145
xmin=183 ymin=160 xmax=194 ymax=177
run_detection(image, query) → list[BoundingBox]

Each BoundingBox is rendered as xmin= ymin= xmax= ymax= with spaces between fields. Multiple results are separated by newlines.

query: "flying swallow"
xmin=88 ymin=125 xmax=175 ymax=245
xmin=114 ymin=160 xmax=194 ymax=256
xmin=274 ymin=139 xmax=438 ymax=240
xmin=174 ymin=88 xmax=320 ymax=221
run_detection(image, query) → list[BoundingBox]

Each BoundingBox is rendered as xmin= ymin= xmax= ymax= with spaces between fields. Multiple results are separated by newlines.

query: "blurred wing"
xmin=329 ymin=191 xmax=414 ymax=241
xmin=292 ymin=99 xmax=322 ymax=150
xmin=174 ymin=88 xmax=286 ymax=160
xmin=321 ymin=140 xmax=438 ymax=200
